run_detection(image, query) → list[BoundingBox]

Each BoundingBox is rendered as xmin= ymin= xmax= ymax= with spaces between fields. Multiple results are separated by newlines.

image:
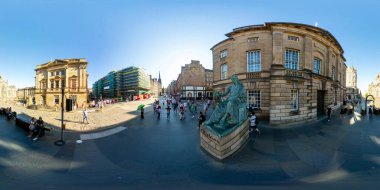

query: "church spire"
xmin=158 ymin=71 xmax=161 ymax=84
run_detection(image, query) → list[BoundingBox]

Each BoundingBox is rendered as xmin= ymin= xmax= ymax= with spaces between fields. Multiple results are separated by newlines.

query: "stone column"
xmin=303 ymin=36 xmax=313 ymax=70
xmin=272 ymin=31 xmax=283 ymax=65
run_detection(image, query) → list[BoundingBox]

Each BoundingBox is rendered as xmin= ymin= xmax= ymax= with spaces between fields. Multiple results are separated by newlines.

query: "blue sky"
xmin=0 ymin=0 xmax=379 ymax=93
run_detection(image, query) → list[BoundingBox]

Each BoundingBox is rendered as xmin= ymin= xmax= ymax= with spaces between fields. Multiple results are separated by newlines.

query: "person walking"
xmin=166 ymin=106 xmax=171 ymax=120
xmin=191 ymin=103 xmax=196 ymax=118
xmin=157 ymin=106 xmax=161 ymax=120
xmin=327 ymin=105 xmax=332 ymax=122
xmin=83 ymin=108 xmax=89 ymax=124
xmin=249 ymin=112 xmax=260 ymax=134
xmin=140 ymin=107 xmax=144 ymax=119
xmin=179 ymin=106 xmax=185 ymax=120
xmin=198 ymin=111 xmax=206 ymax=128
xmin=203 ymin=102 xmax=208 ymax=115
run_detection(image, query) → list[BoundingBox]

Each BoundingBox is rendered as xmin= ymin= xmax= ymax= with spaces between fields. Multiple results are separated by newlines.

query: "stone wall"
xmin=211 ymin=23 xmax=347 ymax=126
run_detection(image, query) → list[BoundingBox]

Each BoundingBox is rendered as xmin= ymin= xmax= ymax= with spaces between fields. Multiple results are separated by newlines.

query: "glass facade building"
xmin=92 ymin=67 xmax=151 ymax=99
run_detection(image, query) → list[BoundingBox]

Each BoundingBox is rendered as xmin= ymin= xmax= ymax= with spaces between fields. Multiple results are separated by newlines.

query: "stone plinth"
xmin=200 ymin=119 xmax=249 ymax=160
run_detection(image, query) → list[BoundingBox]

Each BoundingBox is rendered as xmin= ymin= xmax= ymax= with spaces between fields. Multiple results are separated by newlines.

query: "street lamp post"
xmin=55 ymin=87 xmax=65 ymax=146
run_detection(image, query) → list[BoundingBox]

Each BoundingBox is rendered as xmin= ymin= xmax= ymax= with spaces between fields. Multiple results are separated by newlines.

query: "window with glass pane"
xmin=332 ymin=66 xmax=335 ymax=80
xmin=221 ymin=64 xmax=228 ymax=80
xmin=285 ymin=49 xmax=299 ymax=70
xmin=247 ymin=50 xmax=261 ymax=72
xmin=290 ymin=89 xmax=299 ymax=111
xmin=220 ymin=50 xmax=228 ymax=59
xmin=54 ymin=95 xmax=59 ymax=105
xmin=313 ymin=57 xmax=321 ymax=74
xmin=247 ymin=90 xmax=261 ymax=108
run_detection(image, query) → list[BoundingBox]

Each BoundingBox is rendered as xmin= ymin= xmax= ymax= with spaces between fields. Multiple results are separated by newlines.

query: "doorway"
xmin=317 ymin=90 xmax=325 ymax=116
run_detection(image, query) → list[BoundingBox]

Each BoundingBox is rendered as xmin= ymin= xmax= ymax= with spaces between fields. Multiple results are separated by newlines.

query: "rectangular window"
xmin=50 ymin=80 xmax=54 ymax=89
xmin=51 ymin=72 xmax=54 ymax=76
xmin=55 ymin=80 xmax=60 ymax=89
xmin=248 ymin=37 xmax=259 ymax=43
xmin=247 ymin=50 xmax=261 ymax=72
xmin=247 ymin=90 xmax=261 ymax=108
xmin=54 ymin=95 xmax=59 ymax=105
xmin=61 ymin=70 xmax=66 ymax=76
xmin=56 ymin=71 xmax=60 ymax=76
xmin=313 ymin=57 xmax=321 ymax=74
xmin=71 ymin=79 xmax=77 ymax=89
xmin=221 ymin=64 xmax=228 ymax=80
xmin=332 ymin=66 xmax=335 ymax=80
xmin=285 ymin=49 xmax=299 ymax=70
xmin=220 ymin=49 xmax=228 ymax=59
xmin=290 ymin=89 xmax=299 ymax=111
xmin=61 ymin=79 xmax=65 ymax=88
xmin=288 ymin=35 xmax=299 ymax=41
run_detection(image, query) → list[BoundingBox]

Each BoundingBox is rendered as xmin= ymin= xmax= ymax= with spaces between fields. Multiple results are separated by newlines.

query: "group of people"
xmin=28 ymin=117 xmax=47 ymax=141
xmin=143 ymin=97 xmax=208 ymax=127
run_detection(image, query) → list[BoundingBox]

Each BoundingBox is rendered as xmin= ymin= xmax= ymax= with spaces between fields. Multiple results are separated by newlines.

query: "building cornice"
xmin=215 ymin=22 xmax=344 ymax=56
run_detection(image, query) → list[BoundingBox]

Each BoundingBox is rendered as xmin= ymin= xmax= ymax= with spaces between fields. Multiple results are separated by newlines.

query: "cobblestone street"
xmin=0 ymin=99 xmax=155 ymax=132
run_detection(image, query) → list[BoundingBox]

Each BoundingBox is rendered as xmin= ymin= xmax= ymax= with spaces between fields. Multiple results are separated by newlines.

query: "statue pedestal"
xmin=200 ymin=119 xmax=249 ymax=160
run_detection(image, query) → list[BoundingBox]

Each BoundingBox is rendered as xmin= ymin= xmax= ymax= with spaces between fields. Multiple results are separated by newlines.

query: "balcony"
xmin=285 ymin=69 xmax=303 ymax=78
xmin=246 ymin=72 xmax=261 ymax=79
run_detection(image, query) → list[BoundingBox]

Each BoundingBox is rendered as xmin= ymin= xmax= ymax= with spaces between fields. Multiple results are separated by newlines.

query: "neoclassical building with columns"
xmin=211 ymin=22 xmax=347 ymax=125
xmin=35 ymin=58 xmax=89 ymax=108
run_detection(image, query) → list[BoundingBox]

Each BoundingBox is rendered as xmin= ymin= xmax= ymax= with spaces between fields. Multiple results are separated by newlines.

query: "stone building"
xmin=211 ymin=22 xmax=347 ymax=125
xmin=0 ymin=75 xmax=17 ymax=101
xmin=17 ymin=87 xmax=36 ymax=105
xmin=166 ymin=80 xmax=177 ymax=96
xmin=346 ymin=66 xmax=360 ymax=102
xmin=149 ymin=73 xmax=162 ymax=98
xmin=368 ymin=74 xmax=380 ymax=107
xmin=175 ymin=60 xmax=213 ymax=99
xmin=35 ymin=58 xmax=89 ymax=108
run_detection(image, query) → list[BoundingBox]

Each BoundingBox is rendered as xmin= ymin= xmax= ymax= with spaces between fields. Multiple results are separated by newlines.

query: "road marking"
xmin=80 ymin=126 xmax=127 ymax=140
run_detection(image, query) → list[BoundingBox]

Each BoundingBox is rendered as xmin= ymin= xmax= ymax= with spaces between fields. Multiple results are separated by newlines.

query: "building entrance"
xmin=317 ymin=90 xmax=325 ymax=116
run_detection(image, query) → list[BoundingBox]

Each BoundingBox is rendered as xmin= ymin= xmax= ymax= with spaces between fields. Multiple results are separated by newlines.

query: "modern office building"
xmin=92 ymin=66 xmax=151 ymax=100
xmin=211 ymin=22 xmax=347 ymax=125
xmin=34 ymin=58 xmax=89 ymax=108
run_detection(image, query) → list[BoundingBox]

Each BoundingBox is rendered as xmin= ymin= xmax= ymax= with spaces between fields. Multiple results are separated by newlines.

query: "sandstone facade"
xmin=211 ymin=22 xmax=347 ymax=125
xmin=0 ymin=75 xmax=17 ymax=101
xmin=175 ymin=60 xmax=213 ymax=99
xmin=368 ymin=74 xmax=380 ymax=107
xmin=35 ymin=58 xmax=89 ymax=109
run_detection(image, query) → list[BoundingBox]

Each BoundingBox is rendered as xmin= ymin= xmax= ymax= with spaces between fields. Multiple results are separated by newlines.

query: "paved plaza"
xmin=0 ymin=99 xmax=155 ymax=132
xmin=1 ymin=99 xmax=380 ymax=189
